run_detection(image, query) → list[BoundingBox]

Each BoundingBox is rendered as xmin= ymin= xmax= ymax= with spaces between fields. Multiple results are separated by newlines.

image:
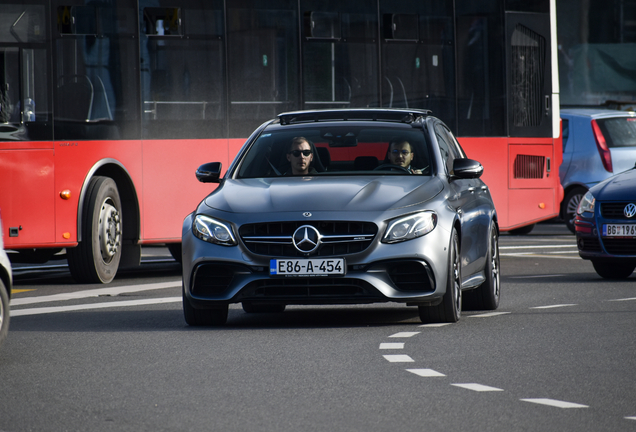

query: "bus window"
xmin=380 ymin=1 xmax=455 ymax=124
xmin=302 ymin=1 xmax=379 ymax=111
xmin=54 ymin=1 xmax=138 ymax=140
xmin=227 ymin=0 xmax=298 ymax=138
xmin=141 ymin=2 xmax=225 ymax=139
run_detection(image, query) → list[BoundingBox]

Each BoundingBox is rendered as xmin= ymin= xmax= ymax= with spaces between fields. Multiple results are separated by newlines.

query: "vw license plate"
xmin=270 ymin=258 xmax=345 ymax=277
xmin=603 ymin=224 xmax=636 ymax=237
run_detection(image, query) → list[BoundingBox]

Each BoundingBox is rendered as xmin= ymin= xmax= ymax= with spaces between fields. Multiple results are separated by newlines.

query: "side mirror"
xmin=451 ymin=158 xmax=483 ymax=179
xmin=196 ymin=162 xmax=222 ymax=183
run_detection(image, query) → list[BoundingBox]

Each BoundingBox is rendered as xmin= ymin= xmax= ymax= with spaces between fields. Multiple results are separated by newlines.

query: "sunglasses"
xmin=391 ymin=149 xmax=411 ymax=156
xmin=289 ymin=150 xmax=312 ymax=157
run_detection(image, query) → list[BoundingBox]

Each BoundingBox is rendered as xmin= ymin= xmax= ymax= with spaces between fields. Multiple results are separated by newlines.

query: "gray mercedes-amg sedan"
xmin=181 ymin=109 xmax=500 ymax=325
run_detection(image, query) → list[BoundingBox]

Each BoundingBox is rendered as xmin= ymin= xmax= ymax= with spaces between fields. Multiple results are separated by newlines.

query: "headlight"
xmin=577 ymin=191 xmax=595 ymax=215
xmin=382 ymin=211 xmax=437 ymax=243
xmin=193 ymin=214 xmax=237 ymax=246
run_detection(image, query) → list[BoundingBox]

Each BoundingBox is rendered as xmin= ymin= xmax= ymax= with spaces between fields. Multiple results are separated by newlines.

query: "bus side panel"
xmin=457 ymin=137 xmax=510 ymax=229
xmin=54 ymin=140 xmax=144 ymax=245
xmin=141 ymin=138 xmax=230 ymax=242
xmin=0 ymin=144 xmax=55 ymax=247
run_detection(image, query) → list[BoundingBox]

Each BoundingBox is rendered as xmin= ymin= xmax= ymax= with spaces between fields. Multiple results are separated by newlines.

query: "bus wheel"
xmin=68 ymin=176 xmax=122 ymax=284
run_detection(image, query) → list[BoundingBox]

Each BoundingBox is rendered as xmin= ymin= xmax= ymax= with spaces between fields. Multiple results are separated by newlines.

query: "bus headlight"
xmin=382 ymin=211 xmax=437 ymax=243
xmin=193 ymin=215 xmax=237 ymax=246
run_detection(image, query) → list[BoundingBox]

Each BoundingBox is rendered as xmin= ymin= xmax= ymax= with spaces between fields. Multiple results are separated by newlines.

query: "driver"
xmin=285 ymin=136 xmax=317 ymax=176
xmin=387 ymin=139 xmax=422 ymax=174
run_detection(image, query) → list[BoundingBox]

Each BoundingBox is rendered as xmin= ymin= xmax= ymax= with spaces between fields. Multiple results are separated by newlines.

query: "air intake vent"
xmin=513 ymin=154 xmax=545 ymax=179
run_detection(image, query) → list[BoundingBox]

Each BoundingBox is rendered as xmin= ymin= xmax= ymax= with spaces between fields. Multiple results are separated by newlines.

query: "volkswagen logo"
xmin=624 ymin=203 xmax=636 ymax=219
xmin=293 ymin=225 xmax=321 ymax=253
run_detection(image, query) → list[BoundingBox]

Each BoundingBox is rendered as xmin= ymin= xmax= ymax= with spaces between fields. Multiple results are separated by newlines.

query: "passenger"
xmin=387 ymin=139 xmax=423 ymax=174
xmin=286 ymin=136 xmax=317 ymax=176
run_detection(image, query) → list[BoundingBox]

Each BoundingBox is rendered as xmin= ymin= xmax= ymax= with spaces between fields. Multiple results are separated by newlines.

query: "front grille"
xmin=601 ymin=203 xmax=636 ymax=220
xmin=239 ymin=221 xmax=378 ymax=257
xmin=240 ymin=278 xmax=378 ymax=300
xmin=601 ymin=238 xmax=636 ymax=255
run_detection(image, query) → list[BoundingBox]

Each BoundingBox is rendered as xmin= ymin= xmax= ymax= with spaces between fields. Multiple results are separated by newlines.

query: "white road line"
xmin=389 ymin=332 xmax=420 ymax=338
xmin=383 ymin=355 xmax=414 ymax=363
xmin=468 ymin=312 xmax=511 ymax=318
xmin=608 ymin=297 xmax=636 ymax=302
xmin=625 ymin=417 xmax=636 ymax=421
xmin=10 ymin=281 xmax=181 ymax=306
xmin=509 ymin=274 xmax=565 ymax=279
xmin=406 ymin=369 xmax=446 ymax=377
xmin=452 ymin=383 xmax=503 ymax=392
xmin=500 ymin=253 xmax=581 ymax=259
xmin=530 ymin=304 xmax=577 ymax=309
xmin=500 ymin=245 xmax=576 ymax=250
xmin=379 ymin=343 xmax=404 ymax=350
xmin=11 ymin=297 xmax=182 ymax=317
xmin=418 ymin=323 xmax=451 ymax=328
xmin=520 ymin=398 xmax=588 ymax=409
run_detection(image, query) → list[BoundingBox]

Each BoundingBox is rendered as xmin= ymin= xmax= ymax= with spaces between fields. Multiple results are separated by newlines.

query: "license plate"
xmin=603 ymin=224 xmax=636 ymax=237
xmin=270 ymin=258 xmax=345 ymax=277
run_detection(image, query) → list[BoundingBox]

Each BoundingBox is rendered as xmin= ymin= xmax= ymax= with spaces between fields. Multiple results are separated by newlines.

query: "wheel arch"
xmin=77 ymin=159 xmax=140 ymax=252
xmin=560 ymin=183 xmax=588 ymax=218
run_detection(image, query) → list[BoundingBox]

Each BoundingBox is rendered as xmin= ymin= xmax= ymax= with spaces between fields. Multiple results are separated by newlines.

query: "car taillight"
xmin=591 ymin=119 xmax=613 ymax=173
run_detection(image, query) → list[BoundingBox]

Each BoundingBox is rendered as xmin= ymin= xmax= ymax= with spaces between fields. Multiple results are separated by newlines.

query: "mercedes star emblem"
xmin=293 ymin=225 xmax=321 ymax=253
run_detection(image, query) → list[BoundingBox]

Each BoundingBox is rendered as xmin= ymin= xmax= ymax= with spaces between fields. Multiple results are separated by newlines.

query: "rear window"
xmin=597 ymin=117 xmax=636 ymax=148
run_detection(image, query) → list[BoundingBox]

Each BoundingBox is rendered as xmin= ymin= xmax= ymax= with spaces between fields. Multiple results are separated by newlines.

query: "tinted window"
xmin=141 ymin=1 xmax=225 ymax=139
xmin=227 ymin=0 xmax=298 ymax=138
xmin=302 ymin=1 xmax=379 ymax=110
xmin=597 ymin=117 xmax=636 ymax=148
xmin=54 ymin=1 xmax=138 ymax=140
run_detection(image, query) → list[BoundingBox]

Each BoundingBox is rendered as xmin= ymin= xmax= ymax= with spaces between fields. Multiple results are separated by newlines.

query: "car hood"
xmin=203 ymin=176 xmax=444 ymax=213
xmin=591 ymin=168 xmax=636 ymax=201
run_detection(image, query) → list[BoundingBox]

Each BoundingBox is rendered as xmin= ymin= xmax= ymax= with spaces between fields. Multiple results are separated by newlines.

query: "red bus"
xmin=0 ymin=0 xmax=562 ymax=283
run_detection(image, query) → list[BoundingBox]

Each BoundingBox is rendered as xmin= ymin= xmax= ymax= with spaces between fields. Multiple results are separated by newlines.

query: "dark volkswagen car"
xmin=575 ymin=165 xmax=636 ymax=279
xmin=181 ymin=109 xmax=500 ymax=325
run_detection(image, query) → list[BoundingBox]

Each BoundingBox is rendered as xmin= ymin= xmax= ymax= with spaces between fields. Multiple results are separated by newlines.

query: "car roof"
xmin=560 ymin=108 xmax=636 ymax=120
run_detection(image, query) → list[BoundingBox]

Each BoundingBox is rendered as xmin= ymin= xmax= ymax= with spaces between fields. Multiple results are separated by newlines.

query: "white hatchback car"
xmin=0 ymin=211 xmax=13 ymax=347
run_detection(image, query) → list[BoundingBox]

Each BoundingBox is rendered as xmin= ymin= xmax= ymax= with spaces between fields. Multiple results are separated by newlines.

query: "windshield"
xmin=236 ymin=126 xmax=432 ymax=178
xmin=597 ymin=117 xmax=636 ymax=148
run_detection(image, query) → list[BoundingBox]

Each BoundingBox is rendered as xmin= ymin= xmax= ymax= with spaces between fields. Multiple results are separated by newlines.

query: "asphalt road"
xmin=1 ymin=222 xmax=635 ymax=432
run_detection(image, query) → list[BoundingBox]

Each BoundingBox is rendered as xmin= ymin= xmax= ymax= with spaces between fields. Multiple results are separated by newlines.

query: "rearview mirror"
xmin=451 ymin=159 xmax=483 ymax=179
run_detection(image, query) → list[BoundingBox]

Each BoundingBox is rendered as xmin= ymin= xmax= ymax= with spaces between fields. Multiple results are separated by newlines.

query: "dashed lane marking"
xmin=509 ymin=274 xmax=565 ymax=279
xmin=520 ymin=398 xmax=588 ymax=409
xmin=379 ymin=343 xmax=404 ymax=349
xmin=625 ymin=417 xmax=636 ymax=421
xmin=383 ymin=355 xmax=414 ymax=363
xmin=389 ymin=332 xmax=420 ymax=338
xmin=406 ymin=369 xmax=446 ymax=377
xmin=608 ymin=297 xmax=636 ymax=302
xmin=11 ymin=281 xmax=181 ymax=306
xmin=468 ymin=312 xmax=511 ymax=318
xmin=418 ymin=323 xmax=451 ymax=328
xmin=452 ymin=383 xmax=504 ymax=392
xmin=500 ymin=245 xmax=576 ymax=250
xmin=11 ymin=297 xmax=182 ymax=317
xmin=530 ymin=304 xmax=577 ymax=309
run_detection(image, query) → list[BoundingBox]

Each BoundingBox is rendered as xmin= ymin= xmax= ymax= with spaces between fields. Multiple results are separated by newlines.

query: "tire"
xmin=0 ymin=279 xmax=9 ymax=348
xmin=182 ymin=285 xmax=228 ymax=326
xmin=242 ymin=302 xmax=286 ymax=313
xmin=563 ymin=187 xmax=587 ymax=234
xmin=592 ymin=260 xmax=635 ymax=279
xmin=419 ymin=229 xmax=461 ymax=323
xmin=464 ymin=222 xmax=500 ymax=311
xmin=68 ymin=177 xmax=122 ymax=284
xmin=508 ymin=224 xmax=535 ymax=235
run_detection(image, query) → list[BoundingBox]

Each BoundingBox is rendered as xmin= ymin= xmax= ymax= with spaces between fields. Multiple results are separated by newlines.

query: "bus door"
xmin=505 ymin=11 xmax=559 ymax=227
xmin=0 ymin=3 xmax=55 ymax=248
